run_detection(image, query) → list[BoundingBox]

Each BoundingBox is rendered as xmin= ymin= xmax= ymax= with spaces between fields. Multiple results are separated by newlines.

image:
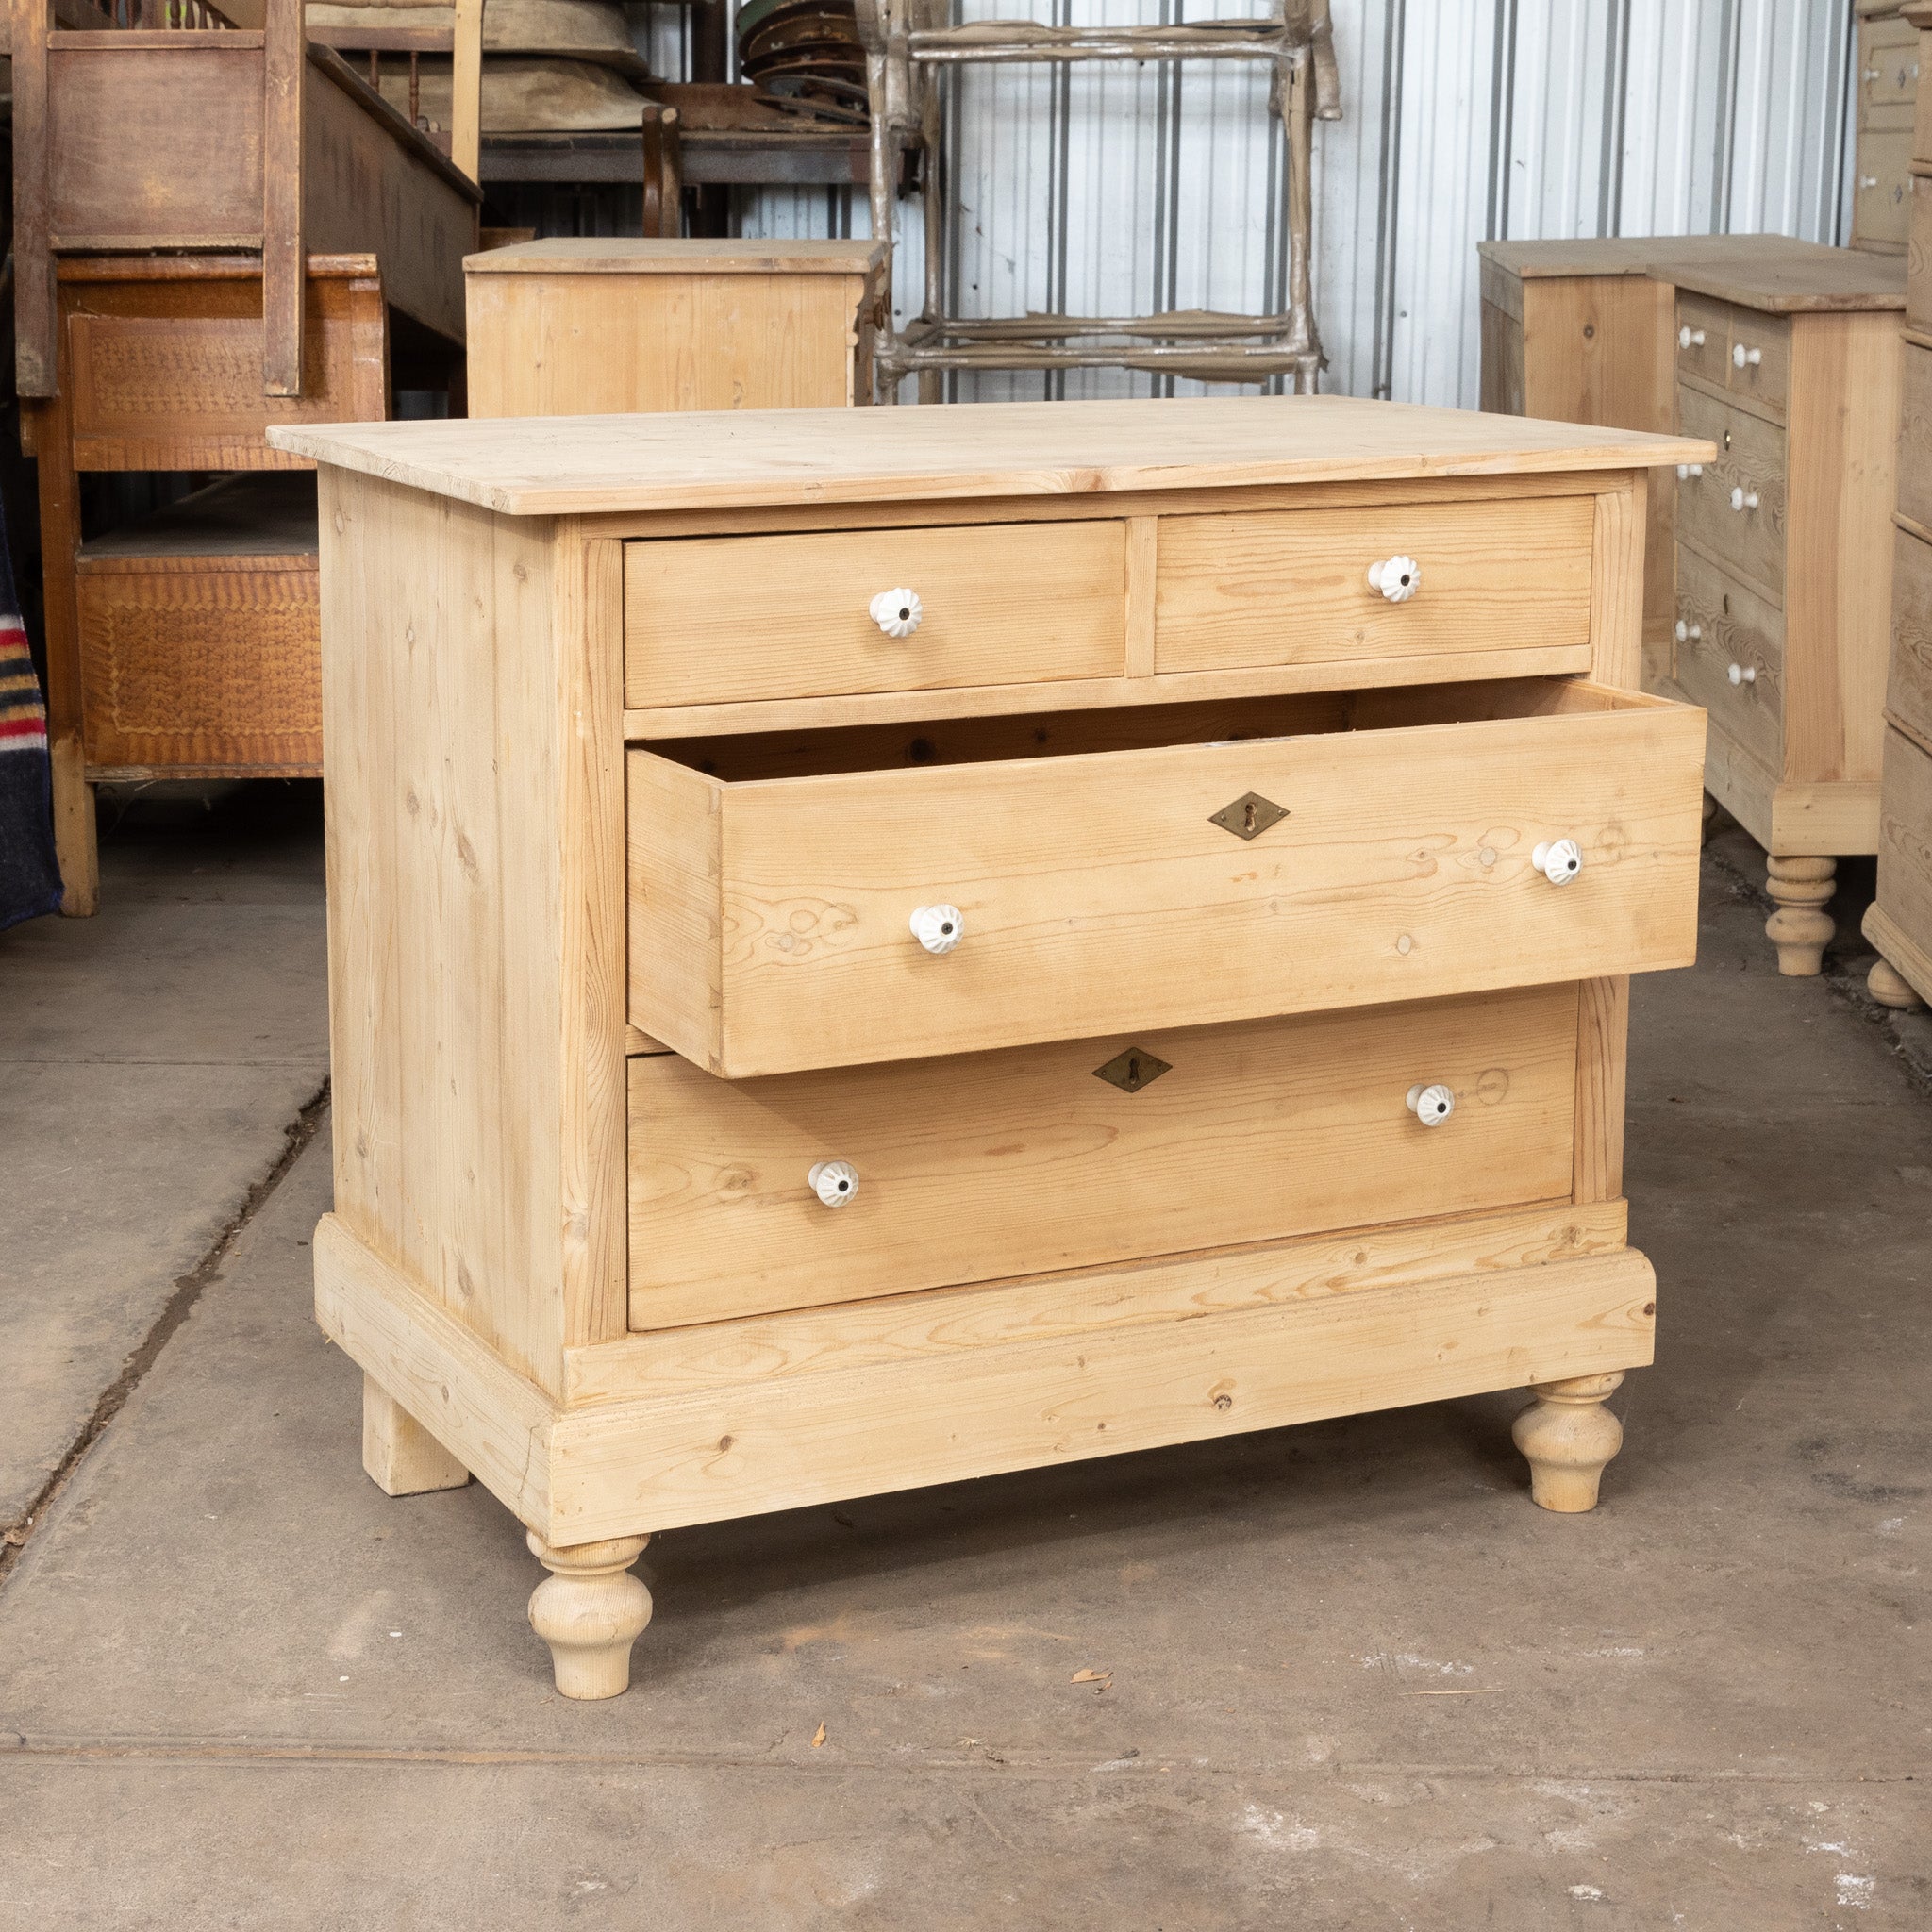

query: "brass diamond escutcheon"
xmin=1208 ymin=791 xmax=1288 ymax=841
xmin=1092 ymin=1045 xmax=1173 ymax=1094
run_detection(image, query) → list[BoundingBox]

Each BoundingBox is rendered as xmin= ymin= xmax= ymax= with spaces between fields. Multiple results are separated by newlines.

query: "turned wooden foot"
xmin=1868 ymin=957 xmax=1923 ymax=1010
xmin=1765 ymin=855 xmax=1835 ymax=976
xmin=527 ymin=1531 xmax=652 ymax=1699
xmin=361 ymin=1374 xmax=470 ymax=1496
xmin=1699 ymin=792 xmax=1717 ymax=847
xmin=1512 ymin=1371 xmax=1625 ymax=1513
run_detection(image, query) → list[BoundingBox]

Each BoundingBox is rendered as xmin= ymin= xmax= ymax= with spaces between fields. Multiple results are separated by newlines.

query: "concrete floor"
xmin=1 ymin=791 xmax=1928 ymax=1929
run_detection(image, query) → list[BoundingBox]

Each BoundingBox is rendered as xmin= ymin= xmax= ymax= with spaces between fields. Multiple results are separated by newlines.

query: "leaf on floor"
xmin=1071 ymin=1668 xmax=1112 ymax=1687
xmin=811 ymin=1721 xmax=827 ymax=1747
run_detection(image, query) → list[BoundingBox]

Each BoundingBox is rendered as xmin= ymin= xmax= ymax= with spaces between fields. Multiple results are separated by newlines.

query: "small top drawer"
xmin=1152 ymin=492 xmax=1594 ymax=675
xmin=1675 ymin=292 xmax=1790 ymax=420
xmin=623 ymin=520 xmax=1126 ymax=708
xmin=1859 ymin=13 xmax=1920 ymax=114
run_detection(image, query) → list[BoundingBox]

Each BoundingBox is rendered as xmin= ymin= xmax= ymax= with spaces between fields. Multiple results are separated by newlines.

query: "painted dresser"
xmin=1480 ymin=236 xmax=1906 ymax=974
xmin=464 ymin=239 xmax=887 ymax=417
xmin=271 ymin=399 xmax=1710 ymax=1698
xmin=1865 ymin=0 xmax=1932 ymax=1014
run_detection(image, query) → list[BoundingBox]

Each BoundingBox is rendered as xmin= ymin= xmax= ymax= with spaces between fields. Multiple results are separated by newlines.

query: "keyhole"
xmin=1126 ymin=1056 xmax=1141 ymax=1088
xmin=1724 ymin=428 xmax=1732 ymax=449
xmin=1243 ymin=801 xmax=1257 ymax=833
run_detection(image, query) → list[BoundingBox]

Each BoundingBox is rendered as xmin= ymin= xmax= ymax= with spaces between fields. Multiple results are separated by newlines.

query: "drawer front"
xmin=1722 ymin=307 xmax=1790 ymax=420
xmin=1674 ymin=292 xmax=1733 ymax=391
xmin=1856 ymin=125 xmax=1915 ymax=249
xmin=1671 ymin=548 xmax=1784 ymax=775
xmin=1877 ymin=723 xmax=1932 ymax=952
xmin=1151 ymin=494 xmax=1594 ymax=675
xmin=1911 ymin=174 xmax=1932 ymax=334
xmin=627 ymin=984 xmax=1581 ymax=1329
xmin=75 ymin=560 xmax=322 ymax=773
xmin=622 ymin=521 xmax=1127 ymax=708
xmin=1861 ymin=13 xmax=1920 ymax=112
xmin=1921 ymin=26 xmax=1932 ymax=164
xmin=1674 ymin=385 xmax=1787 ymax=599
xmin=627 ymin=685 xmax=1707 ymax=1077
xmin=1890 ymin=525 xmax=1932 ymax=748
xmin=1901 ymin=340 xmax=1932 ymax=534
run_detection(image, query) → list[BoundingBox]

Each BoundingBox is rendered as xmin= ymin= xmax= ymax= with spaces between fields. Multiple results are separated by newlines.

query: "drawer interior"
xmin=650 ymin=675 xmax=1662 ymax=784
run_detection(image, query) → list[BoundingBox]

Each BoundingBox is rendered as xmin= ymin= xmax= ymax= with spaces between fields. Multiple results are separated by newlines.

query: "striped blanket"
xmin=0 ymin=494 xmax=62 ymax=928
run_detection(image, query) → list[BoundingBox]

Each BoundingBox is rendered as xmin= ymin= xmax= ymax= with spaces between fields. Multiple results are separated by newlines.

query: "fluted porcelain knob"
xmin=1532 ymin=838 xmax=1583 ymax=886
xmin=908 ymin=903 xmax=964 ymax=954
xmin=1675 ymin=462 xmax=1704 ymax=479
xmin=1674 ymin=619 xmax=1702 ymax=642
xmin=1678 ymin=325 xmax=1706 ymax=348
xmin=808 ymin=1159 xmax=858 ymax=1207
xmin=1732 ymin=342 xmax=1763 ymax=369
xmin=1729 ymin=486 xmax=1758 ymax=512
xmin=1406 ymin=1083 xmax=1455 ymax=1126
xmin=1727 ymin=661 xmax=1757 ymax=686
xmin=1367 ymin=556 xmax=1421 ymax=602
xmin=1861 ymin=175 xmax=1879 ymax=189
xmin=869 ymin=589 xmax=923 ymax=638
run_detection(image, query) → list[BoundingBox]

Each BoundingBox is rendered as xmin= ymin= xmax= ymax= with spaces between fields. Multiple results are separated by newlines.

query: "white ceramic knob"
xmin=1727 ymin=661 xmax=1757 ymax=686
xmin=1732 ymin=342 xmax=1763 ymax=369
xmin=1366 ymin=556 xmax=1421 ymax=603
xmin=1406 ymin=1082 xmax=1455 ymax=1126
xmin=1674 ymin=619 xmax=1703 ymax=643
xmin=1861 ymin=175 xmax=1880 ymax=189
xmin=1675 ymin=462 xmax=1704 ymax=479
xmin=1678 ymin=326 xmax=1706 ymax=348
xmin=908 ymin=903 xmax=964 ymax=955
xmin=1729 ymin=486 xmax=1758 ymax=512
xmin=1532 ymin=838 xmax=1583 ymax=886
xmin=869 ymin=589 xmax=923 ymax=638
xmin=808 ymin=1159 xmax=858 ymax=1207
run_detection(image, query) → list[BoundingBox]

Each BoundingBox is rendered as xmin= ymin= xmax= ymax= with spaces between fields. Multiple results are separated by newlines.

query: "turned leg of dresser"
xmin=1868 ymin=957 xmax=1924 ymax=1010
xmin=1765 ymin=856 xmax=1836 ymax=976
xmin=1512 ymin=1372 xmax=1625 ymax=1513
xmin=360 ymin=1374 xmax=471 ymax=1496
xmin=527 ymin=1532 xmax=653 ymax=1700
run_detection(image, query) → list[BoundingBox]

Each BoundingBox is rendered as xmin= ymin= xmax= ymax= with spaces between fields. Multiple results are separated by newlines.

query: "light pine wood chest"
xmin=1479 ymin=235 xmax=1907 ymax=975
xmin=272 ymin=397 xmax=1710 ymax=1698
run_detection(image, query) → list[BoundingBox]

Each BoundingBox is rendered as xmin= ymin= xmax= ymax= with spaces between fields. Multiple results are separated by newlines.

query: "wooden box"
xmin=463 ymin=239 xmax=888 ymax=417
xmin=270 ymin=397 xmax=1710 ymax=1699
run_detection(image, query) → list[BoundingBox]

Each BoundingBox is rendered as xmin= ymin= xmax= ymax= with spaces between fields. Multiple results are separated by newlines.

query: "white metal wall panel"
xmin=722 ymin=0 xmax=1858 ymax=408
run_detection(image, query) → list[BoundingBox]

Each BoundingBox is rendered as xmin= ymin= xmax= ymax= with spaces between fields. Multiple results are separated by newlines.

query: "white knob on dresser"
xmin=1531 ymin=838 xmax=1583 ymax=886
xmin=869 ymin=589 xmax=924 ymax=638
xmin=1677 ymin=326 xmax=1706 ymax=349
xmin=1732 ymin=342 xmax=1763 ymax=369
xmin=1675 ymin=462 xmax=1704 ymax=479
xmin=808 ymin=1159 xmax=859 ymax=1207
xmin=1727 ymin=662 xmax=1757 ymax=687
xmin=1406 ymin=1083 xmax=1456 ymax=1127
xmin=1366 ymin=556 xmax=1421 ymax=603
xmin=1729 ymin=486 xmax=1759 ymax=512
xmin=908 ymin=903 xmax=965 ymax=954
xmin=1861 ymin=175 xmax=1880 ymax=190
xmin=1675 ymin=619 xmax=1703 ymax=643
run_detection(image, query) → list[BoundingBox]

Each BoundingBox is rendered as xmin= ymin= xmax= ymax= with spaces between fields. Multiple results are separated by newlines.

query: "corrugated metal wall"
xmin=716 ymin=0 xmax=1859 ymax=407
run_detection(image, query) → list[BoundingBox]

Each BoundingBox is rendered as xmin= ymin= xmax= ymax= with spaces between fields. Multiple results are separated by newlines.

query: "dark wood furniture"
xmin=10 ymin=0 xmax=479 ymax=912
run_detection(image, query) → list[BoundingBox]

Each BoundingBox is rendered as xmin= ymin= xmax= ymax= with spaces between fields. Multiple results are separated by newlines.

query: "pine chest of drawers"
xmin=271 ymin=398 xmax=1709 ymax=1698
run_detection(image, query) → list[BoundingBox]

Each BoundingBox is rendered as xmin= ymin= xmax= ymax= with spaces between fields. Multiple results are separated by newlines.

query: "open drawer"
xmin=626 ymin=678 xmax=1707 ymax=1077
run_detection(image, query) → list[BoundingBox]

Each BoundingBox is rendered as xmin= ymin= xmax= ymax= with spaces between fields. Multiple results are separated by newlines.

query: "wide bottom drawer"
xmin=628 ymin=981 xmax=1583 ymax=1331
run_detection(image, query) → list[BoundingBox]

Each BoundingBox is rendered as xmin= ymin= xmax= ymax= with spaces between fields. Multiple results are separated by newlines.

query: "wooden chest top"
xmin=267 ymin=394 xmax=1707 ymax=517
